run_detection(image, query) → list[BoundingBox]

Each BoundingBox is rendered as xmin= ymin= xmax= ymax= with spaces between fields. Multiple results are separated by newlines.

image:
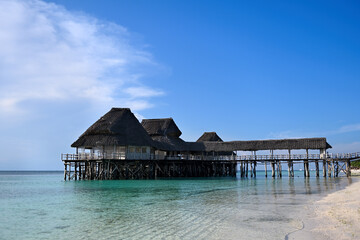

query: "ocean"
xmin=0 ymin=171 xmax=353 ymax=240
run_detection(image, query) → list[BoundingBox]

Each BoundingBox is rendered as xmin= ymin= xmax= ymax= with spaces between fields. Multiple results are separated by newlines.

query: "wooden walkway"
xmin=61 ymin=152 xmax=360 ymax=180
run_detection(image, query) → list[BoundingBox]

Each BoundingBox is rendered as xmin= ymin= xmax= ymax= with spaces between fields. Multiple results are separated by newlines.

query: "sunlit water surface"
xmin=0 ymin=171 xmax=353 ymax=240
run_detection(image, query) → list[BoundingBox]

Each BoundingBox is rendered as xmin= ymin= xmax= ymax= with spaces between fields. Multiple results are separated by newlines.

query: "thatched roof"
xmin=71 ymin=108 xmax=332 ymax=152
xmin=71 ymin=108 xmax=154 ymax=148
xmin=190 ymin=138 xmax=332 ymax=152
xmin=141 ymin=118 xmax=185 ymax=151
xmin=151 ymin=136 xmax=189 ymax=152
xmin=197 ymin=132 xmax=223 ymax=142
xmin=141 ymin=118 xmax=182 ymax=137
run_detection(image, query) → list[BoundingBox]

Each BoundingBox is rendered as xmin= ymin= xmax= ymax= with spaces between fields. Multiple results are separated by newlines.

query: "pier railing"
xmin=61 ymin=152 xmax=360 ymax=162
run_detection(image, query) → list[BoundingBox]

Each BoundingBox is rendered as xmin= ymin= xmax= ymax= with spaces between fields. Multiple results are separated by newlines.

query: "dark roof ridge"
xmin=110 ymin=107 xmax=130 ymax=111
xmin=142 ymin=118 xmax=173 ymax=121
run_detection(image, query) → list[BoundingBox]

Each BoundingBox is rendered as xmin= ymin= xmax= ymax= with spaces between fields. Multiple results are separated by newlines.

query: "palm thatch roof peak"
xmin=141 ymin=118 xmax=182 ymax=138
xmin=197 ymin=132 xmax=223 ymax=142
xmin=71 ymin=108 xmax=154 ymax=148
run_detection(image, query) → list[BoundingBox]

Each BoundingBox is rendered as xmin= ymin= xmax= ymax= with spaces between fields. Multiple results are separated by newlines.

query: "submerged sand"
xmin=289 ymin=175 xmax=360 ymax=240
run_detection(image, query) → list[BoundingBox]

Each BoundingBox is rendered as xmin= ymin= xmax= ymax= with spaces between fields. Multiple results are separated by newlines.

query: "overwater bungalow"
xmin=62 ymin=108 xmax=357 ymax=180
xmin=71 ymin=108 xmax=154 ymax=160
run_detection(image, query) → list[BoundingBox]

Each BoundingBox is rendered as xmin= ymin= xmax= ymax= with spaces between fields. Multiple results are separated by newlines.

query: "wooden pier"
xmin=62 ymin=152 xmax=359 ymax=180
xmin=63 ymin=108 xmax=359 ymax=181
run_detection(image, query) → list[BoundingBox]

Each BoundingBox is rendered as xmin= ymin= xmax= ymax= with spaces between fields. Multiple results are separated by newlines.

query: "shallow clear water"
xmin=0 ymin=171 xmax=353 ymax=240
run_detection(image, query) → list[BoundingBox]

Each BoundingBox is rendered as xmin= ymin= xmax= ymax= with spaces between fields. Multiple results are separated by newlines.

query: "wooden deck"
xmin=61 ymin=152 xmax=359 ymax=180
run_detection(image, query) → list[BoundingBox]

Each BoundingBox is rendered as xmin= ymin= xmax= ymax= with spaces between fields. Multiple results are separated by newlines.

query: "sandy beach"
xmin=289 ymin=174 xmax=360 ymax=240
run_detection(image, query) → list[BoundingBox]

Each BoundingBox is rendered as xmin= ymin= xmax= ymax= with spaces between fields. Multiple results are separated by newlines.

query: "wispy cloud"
xmin=0 ymin=0 xmax=163 ymax=116
xmin=269 ymin=123 xmax=360 ymax=139
xmin=335 ymin=124 xmax=360 ymax=134
xmin=124 ymin=86 xmax=164 ymax=98
xmin=0 ymin=0 xmax=165 ymax=169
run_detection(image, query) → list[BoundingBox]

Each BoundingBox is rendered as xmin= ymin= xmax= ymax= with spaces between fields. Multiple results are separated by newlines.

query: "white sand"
xmin=289 ymin=177 xmax=360 ymax=240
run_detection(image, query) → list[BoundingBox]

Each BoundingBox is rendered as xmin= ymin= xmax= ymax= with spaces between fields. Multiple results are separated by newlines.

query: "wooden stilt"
xmin=323 ymin=160 xmax=327 ymax=177
xmin=305 ymin=149 xmax=309 ymax=177
xmin=346 ymin=160 xmax=351 ymax=177
xmin=279 ymin=161 xmax=282 ymax=178
xmin=315 ymin=161 xmax=319 ymax=177
xmin=253 ymin=161 xmax=256 ymax=177
xmin=253 ymin=152 xmax=257 ymax=178
xmin=74 ymin=162 xmax=78 ymax=181
xmin=64 ymin=163 xmax=67 ymax=181
xmin=328 ymin=161 xmax=332 ymax=177
xmin=288 ymin=161 xmax=291 ymax=177
xmin=79 ymin=162 xmax=82 ymax=180
xmin=240 ymin=161 xmax=243 ymax=177
xmin=271 ymin=161 xmax=275 ymax=178
xmin=335 ymin=161 xmax=339 ymax=177
xmin=306 ymin=161 xmax=310 ymax=178
xmin=245 ymin=161 xmax=248 ymax=178
xmin=288 ymin=149 xmax=292 ymax=178
xmin=250 ymin=162 xmax=253 ymax=178
xmin=264 ymin=161 xmax=267 ymax=178
xmin=68 ymin=163 xmax=71 ymax=181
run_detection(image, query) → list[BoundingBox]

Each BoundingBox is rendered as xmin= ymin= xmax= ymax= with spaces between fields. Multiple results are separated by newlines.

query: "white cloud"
xmin=123 ymin=99 xmax=154 ymax=111
xmin=0 ymin=0 xmax=166 ymax=169
xmin=269 ymin=123 xmax=360 ymax=140
xmin=268 ymin=130 xmax=308 ymax=139
xmin=335 ymin=124 xmax=360 ymax=134
xmin=124 ymin=86 xmax=164 ymax=98
xmin=0 ymin=0 xmax=163 ymax=117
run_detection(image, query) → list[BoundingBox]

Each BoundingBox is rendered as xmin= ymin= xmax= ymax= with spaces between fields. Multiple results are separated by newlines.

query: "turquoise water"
xmin=0 ymin=171 xmax=353 ymax=240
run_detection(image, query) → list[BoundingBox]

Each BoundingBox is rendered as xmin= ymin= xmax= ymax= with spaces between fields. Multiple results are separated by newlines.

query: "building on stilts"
xmin=62 ymin=108 xmax=358 ymax=180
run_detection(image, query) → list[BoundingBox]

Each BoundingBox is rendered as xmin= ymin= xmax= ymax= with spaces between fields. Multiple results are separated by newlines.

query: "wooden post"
xmin=290 ymin=149 xmax=294 ymax=177
xmin=315 ymin=160 xmax=319 ymax=177
xmin=264 ymin=161 xmax=267 ymax=178
xmin=245 ymin=161 xmax=248 ymax=178
xmin=271 ymin=161 xmax=275 ymax=178
xmin=321 ymin=149 xmax=327 ymax=178
xmin=270 ymin=150 xmax=275 ymax=178
xmin=346 ymin=160 xmax=351 ymax=177
xmin=253 ymin=161 xmax=257 ymax=177
xmin=68 ymin=162 xmax=71 ymax=181
xmin=90 ymin=162 xmax=94 ymax=180
xmin=154 ymin=163 xmax=158 ymax=179
xmin=250 ymin=161 xmax=253 ymax=178
xmin=328 ymin=160 xmax=332 ymax=177
xmin=305 ymin=149 xmax=309 ymax=177
xmin=64 ymin=163 xmax=67 ymax=181
xmin=279 ymin=161 xmax=282 ymax=178
xmin=335 ymin=161 xmax=339 ymax=177
xmin=288 ymin=149 xmax=291 ymax=178
xmin=240 ymin=161 xmax=243 ymax=177
xmin=74 ymin=162 xmax=78 ymax=181
xmin=107 ymin=161 xmax=110 ymax=179
xmin=254 ymin=151 xmax=257 ymax=177
xmin=79 ymin=162 xmax=82 ymax=180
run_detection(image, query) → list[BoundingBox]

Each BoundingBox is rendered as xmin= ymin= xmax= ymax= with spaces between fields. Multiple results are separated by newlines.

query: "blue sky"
xmin=0 ymin=0 xmax=359 ymax=170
